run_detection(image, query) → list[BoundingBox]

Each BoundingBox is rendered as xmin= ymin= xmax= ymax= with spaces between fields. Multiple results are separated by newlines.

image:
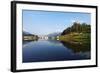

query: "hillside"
xmin=61 ymin=22 xmax=90 ymax=35
xmin=23 ymin=31 xmax=38 ymax=41
xmin=59 ymin=22 xmax=91 ymax=44
xmin=23 ymin=31 xmax=33 ymax=36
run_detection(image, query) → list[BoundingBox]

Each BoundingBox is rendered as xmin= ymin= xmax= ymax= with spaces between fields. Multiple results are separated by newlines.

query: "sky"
xmin=23 ymin=10 xmax=91 ymax=35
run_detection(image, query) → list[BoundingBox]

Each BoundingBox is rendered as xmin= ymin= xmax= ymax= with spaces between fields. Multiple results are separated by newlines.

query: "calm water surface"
xmin=23 ymin=40 xmax=90 ymax=63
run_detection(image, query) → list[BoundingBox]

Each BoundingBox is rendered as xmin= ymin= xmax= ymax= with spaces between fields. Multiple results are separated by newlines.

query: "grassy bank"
xmin=59 ymin=32 xmax=90 ymax=44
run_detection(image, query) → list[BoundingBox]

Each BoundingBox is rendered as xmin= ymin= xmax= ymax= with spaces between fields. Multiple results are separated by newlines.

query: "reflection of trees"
xmin=60 ymin=41 xmax=90 ymax=53
xmin=23 ymin=41 xmax=32 ymax=45
xmin=23 ymin=39 xmax=38 ymax=45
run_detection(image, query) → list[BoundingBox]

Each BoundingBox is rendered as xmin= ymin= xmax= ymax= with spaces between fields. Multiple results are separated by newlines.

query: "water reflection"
xmin=47 ymin=39 xmax=62 ymax=45
xmin=23 ymin=39 xmax=38 ymax=45
xmin=23 ymin=40 xmax=91 ymax=62
xmin=60 ymin=41 xmax=90 ymax=53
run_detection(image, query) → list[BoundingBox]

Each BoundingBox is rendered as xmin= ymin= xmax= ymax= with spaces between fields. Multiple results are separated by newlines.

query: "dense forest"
xmin=61 ymin=22 xmax=90 ymax=35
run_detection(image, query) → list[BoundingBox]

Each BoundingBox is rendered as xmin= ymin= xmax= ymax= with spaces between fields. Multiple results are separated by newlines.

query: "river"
xmin=23 ymin=40 xmax=90 ymax=63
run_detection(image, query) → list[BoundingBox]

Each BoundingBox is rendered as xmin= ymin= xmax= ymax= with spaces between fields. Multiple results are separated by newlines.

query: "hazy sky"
xmin=23 ymin=10 xmax=91 ymax=35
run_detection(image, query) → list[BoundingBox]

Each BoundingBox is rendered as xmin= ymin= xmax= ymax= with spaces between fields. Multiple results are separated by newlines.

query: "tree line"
xmin=61 ymin=22 xmax=91 ymax=35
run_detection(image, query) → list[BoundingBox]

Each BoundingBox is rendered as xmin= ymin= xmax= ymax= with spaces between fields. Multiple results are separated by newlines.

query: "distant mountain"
xmin=47 ymin=32 xmax=61 ymax=37
xmin=23 ymin=31 xmax=33 ymax=35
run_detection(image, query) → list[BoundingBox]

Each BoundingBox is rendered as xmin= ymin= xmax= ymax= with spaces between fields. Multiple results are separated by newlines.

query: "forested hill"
xmin=23 ymin=31 xmax=33 ymax=36
xmin=61 ymin=22 xmax=91 ymax=35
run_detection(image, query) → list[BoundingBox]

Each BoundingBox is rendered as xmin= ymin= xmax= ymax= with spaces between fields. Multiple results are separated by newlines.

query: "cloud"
xmin=71 ymin=19 xmax=85 ymax=23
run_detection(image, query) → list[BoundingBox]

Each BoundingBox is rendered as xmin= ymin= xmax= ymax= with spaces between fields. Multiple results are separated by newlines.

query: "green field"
xmin=59 ymin=32 xmax=90 ymax=44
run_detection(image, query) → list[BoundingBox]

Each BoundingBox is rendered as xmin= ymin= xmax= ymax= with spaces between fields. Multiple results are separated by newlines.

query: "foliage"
xmin=61 ymin=22 xmax=91 ymax=35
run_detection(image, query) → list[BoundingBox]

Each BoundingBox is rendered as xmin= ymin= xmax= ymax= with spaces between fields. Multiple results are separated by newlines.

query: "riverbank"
xmin=59 ymin=32 xmax=90 ymax=44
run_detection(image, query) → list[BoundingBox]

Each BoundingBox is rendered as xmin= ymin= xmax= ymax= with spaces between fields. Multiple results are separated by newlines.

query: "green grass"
xmin=59 ymin=32 xmax=90 ymax=44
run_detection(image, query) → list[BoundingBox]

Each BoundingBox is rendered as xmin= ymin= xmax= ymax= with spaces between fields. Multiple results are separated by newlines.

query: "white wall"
xmin=0 ymin=0 xmax=99 ymax=73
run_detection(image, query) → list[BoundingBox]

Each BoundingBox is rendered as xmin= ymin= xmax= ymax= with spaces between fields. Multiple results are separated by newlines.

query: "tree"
xmin=61 ymin=22 xmax=91 ymax=35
